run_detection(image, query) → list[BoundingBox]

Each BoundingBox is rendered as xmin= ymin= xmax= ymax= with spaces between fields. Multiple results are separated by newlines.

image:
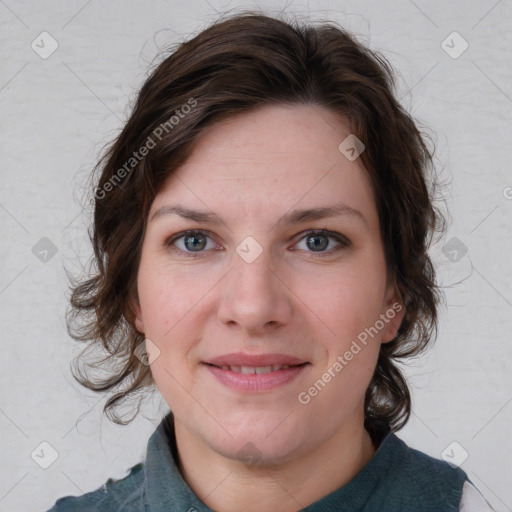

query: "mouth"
xmin=202 ymin=354 xmax=310 ymax=392
xmin=205 ymin=363 xmax=306 ymax=374
xmin=204 ymin=352 xmax=308 ymax=367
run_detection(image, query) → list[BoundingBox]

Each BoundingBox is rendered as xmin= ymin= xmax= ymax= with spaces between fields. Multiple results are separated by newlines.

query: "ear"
xmin=381 ymin=282 xmax=405 ymax=343
xmin=128 ymin=290 xmax=145 ymax=334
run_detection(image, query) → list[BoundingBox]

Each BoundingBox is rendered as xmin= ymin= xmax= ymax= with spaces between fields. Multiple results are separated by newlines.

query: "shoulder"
xmin=373 ymin=433 xmax=469 ymax=510
xmin=46 ymin=463 xmax=145 ymax=512
xmin=389 ymin=434 xmax=468 ymax=485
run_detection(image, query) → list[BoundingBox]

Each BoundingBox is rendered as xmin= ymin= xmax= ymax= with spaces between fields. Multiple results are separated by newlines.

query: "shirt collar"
xmin=142 ymin=413 xmax=401 ymax=511
xmin=143 ymin=412 xmax=213 ymax=511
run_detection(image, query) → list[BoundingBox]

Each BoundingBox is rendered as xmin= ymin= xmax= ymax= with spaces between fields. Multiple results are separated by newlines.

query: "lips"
xmin=204 ymin=352 xmax=308 ymax=367
xmin=214 ymin=364 xmax=294 ymax=374
xmin=203 ymin=353 xmax=309 ymax=392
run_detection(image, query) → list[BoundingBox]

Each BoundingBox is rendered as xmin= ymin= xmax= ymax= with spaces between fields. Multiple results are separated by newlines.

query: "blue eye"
xmin=166 ymin=230 xmax=217 ymax=256
xmin=165 ymin=229 xmax=349 ymax=258
xmin=294 ymin=230 xmax=349 ymax=255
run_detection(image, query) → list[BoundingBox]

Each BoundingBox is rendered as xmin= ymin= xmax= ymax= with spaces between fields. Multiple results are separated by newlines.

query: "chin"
xmin=206 ymin=422 xmax=306 ymax=467
xmin=224 ymin=439 xmax=302 ymax=467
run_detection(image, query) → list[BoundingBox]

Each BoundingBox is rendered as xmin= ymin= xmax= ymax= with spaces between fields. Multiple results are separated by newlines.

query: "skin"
xmin=131 ymin=103 xmax=405 ymax=512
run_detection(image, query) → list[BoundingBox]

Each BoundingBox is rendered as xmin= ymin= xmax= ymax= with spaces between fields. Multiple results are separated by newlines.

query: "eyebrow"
xmin=150 ymin=202 xmax=367 ymax=228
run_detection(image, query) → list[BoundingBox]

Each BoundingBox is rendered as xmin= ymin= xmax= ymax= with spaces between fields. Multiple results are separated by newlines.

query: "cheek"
xmin=137 ymin=267 xmax=199 ymax=410
xmin=136 ymin=261 xmax=209 ymax=387
xmin=137 ymin=259 xmax=207 ymax=338
xmin=298 ymin=262 xmax=387 ymax=342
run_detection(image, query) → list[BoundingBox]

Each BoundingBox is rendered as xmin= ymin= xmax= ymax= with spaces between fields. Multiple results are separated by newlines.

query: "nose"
xmin=216 ymin=247 xmax=293 ymax=338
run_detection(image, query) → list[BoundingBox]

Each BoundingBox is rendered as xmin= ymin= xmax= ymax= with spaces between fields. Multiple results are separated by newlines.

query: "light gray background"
xmin=1 ymin=1 xmax=511 ymax=511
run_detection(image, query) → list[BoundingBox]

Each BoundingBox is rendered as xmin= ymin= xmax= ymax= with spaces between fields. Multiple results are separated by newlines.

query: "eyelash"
xmin=165 ymin=229 xmax=350 ymax=258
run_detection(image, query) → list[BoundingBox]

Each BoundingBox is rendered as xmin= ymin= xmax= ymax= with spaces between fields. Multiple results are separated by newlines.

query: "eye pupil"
xmin=307 ymin=234 xmax=329 ymax=251
xmin=185 ymin=234 xmax=206 ymax=251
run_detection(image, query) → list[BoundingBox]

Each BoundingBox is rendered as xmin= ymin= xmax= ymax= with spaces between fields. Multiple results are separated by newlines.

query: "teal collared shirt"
xmin=47 ymin=414 xmax=468 ymax=511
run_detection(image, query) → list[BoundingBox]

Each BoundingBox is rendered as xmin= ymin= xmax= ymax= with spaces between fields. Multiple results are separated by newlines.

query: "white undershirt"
xmin=459 ymin=480 xmax=496 ymax=511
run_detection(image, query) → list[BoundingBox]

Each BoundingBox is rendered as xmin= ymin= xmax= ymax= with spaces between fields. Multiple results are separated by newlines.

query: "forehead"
xmin=151 ymin=104 xmax=378 ymax=230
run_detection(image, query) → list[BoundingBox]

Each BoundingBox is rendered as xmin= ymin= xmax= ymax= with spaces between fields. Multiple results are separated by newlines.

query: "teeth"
xmin=254 ymin=366 xmax=272 ymax=374
xmin=219 ymin=364 xmax=292 ymax=373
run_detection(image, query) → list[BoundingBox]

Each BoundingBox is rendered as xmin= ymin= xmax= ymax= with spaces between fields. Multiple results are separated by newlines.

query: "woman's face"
xmin=133 ymin=104 xmax=403 ymax=464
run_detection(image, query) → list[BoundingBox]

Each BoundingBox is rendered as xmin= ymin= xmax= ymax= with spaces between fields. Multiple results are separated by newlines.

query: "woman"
xmin=48 ymin=11 xmax=494 ymax=512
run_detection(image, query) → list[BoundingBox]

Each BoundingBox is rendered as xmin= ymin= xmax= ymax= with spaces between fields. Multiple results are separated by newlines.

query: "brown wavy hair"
xmin=67 ymin=11 xmax=446 ymax=433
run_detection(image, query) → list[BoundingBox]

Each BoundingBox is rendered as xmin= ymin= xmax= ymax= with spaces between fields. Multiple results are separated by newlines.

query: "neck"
xmin=173 ymin=417 xmax=377 ymax=512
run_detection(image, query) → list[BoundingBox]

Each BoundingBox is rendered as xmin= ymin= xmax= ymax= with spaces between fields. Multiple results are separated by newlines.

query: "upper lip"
xmin=204 ymin=353 xmax=308 ymax=367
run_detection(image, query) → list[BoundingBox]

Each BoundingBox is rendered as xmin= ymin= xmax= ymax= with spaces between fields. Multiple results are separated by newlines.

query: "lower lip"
xmin=203 ymin=364 xmax=307 ymax=392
